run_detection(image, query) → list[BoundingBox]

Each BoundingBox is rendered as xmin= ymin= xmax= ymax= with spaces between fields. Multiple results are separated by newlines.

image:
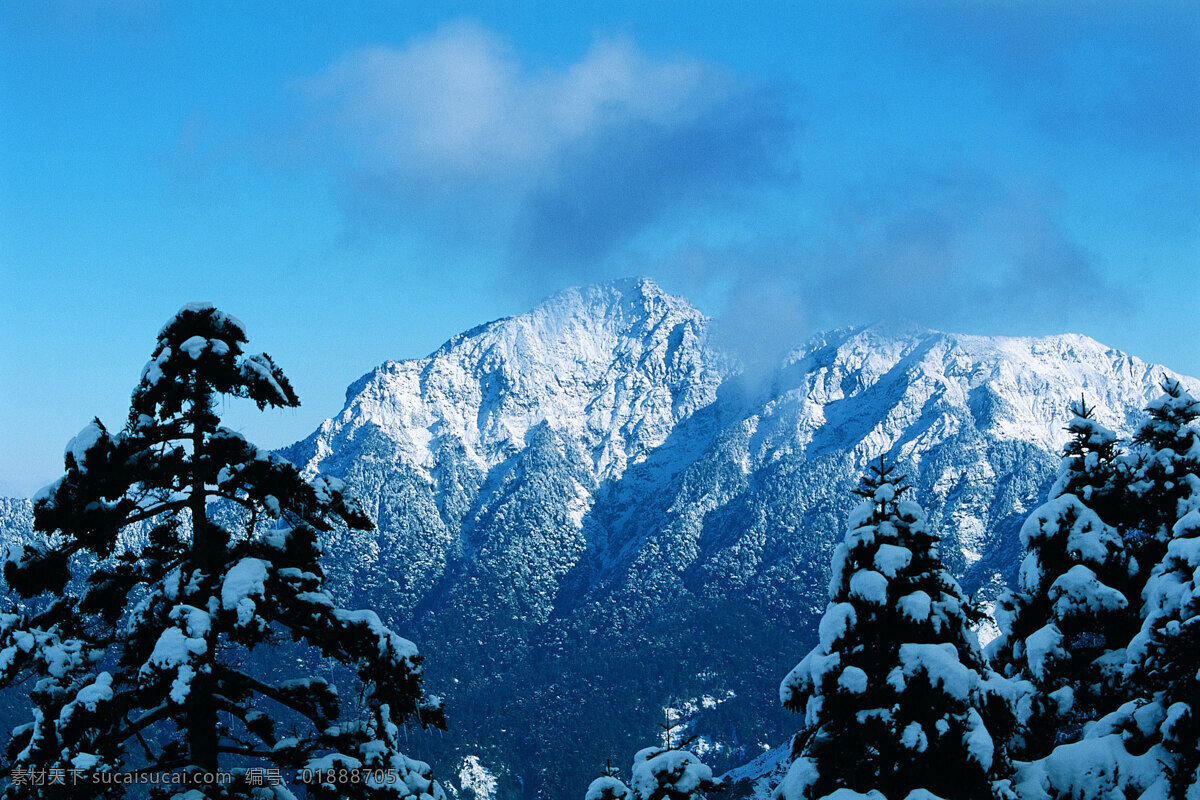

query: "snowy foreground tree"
xmin=775 ymin=459 xmax=1014 ymax=800
xmin=1000 ymin=381 xmax=1200 ymax=800
xmin=988 ymin=400 xmax=1135 ymax=760
xmin=584 ymin=744 xmax=720 ymax=800
xmin=0 ymin=304 xmax=445 ymax=799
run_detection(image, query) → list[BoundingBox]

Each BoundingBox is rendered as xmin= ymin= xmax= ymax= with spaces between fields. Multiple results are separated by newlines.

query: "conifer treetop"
xmin=133 ymin=303 xmax=298 ymax=421
xmin=777 ymin=459 xmax=1013 ymax=800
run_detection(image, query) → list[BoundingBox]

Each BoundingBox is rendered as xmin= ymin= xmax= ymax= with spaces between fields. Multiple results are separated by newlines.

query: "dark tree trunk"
xmin=186 ymin=387 xmax=220 ymax=773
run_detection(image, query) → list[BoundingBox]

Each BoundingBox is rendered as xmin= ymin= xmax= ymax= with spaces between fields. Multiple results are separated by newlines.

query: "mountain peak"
xmin=297 ymin=276 xmax=724 ymax=484
xmin=297 ymin=279 xmax=1195 ymax=504
xmin=529 ymin=276 xmax=695 ymax=327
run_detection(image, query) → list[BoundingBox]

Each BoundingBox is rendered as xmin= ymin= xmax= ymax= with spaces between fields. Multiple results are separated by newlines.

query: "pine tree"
xmin=1121 ymin=378 xmax=1200 ymax=585
xmin=0 ymin=304 xmax=446 ymax=799
xmin=585 ymin=760 xmax=632 ymax=800
xmin=1118 ymin=381 xmax=1200 ymax=798
xmin=775 ymin=458 xmax=1013 ymax=800
xmin=1124 ymin=506 xmax=1200 ymax=798
xmin=1053 ymin=398 xmax=1124 ymax=517
xmin=996 ymin=383 xmax=1200 ymax=799
xmin=987 ymin=400 xmax=1135 ymax=758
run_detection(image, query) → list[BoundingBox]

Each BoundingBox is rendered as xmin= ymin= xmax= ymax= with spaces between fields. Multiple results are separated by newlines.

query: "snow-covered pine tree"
xmin=584 ymin=760 xmax=632 ymax=800
xmin=775 ymin=458 xmax=1013 ymax=800
xmin=998 ymin=382 xmax=1200 ymax=800
xmin=1052 ymin=398 xmax=1124 ymax=518
xmin=987 ymin=400 xmax=1135 ymax=759
xmin=1122 ymin=378 xmax=1200 ymax=586
xmin=1113 ymin=381 xmax=1200 ymax=798
xmin=1122 ymin=501 xmax=1200 ymax=799
xmin=0 ymin=304 xmax=445 ymax=799
xmin=585 ymin=745 xmax=718 ymax=800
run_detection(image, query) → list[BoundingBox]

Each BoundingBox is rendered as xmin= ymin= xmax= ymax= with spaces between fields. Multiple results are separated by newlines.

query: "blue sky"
xmin=2 ymin=1 xmax=1197 ymax=495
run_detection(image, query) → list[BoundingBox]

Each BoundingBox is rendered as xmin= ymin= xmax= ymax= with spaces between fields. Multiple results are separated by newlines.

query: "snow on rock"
xmin=291 ymin=278 xmax=724 ymax=486
xmin=249 ymin=279 xmax=1199 ymax=798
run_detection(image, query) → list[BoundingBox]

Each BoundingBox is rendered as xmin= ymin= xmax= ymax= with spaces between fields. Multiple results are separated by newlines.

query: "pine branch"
xmin=110 ymin=703 xmax=173 ymax=745
xmin=216 ymin=745 xmax=275 ymax=758
xmin=217 ymin=666 xmax=330 ymax=729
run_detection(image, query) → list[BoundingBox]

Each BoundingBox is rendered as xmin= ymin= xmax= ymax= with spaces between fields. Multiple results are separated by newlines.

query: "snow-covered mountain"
xmin=274 ymin=277 xmax=1193 ymax=799
xmin=2 ymin=277 xmax=1193 ymax=799
xmin=300 ymin=278 xmax=724 ymax=485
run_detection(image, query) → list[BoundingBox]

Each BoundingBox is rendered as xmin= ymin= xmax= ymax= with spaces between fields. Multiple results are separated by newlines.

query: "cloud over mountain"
xmin=298 ymin=21 xmax=796 ymax=265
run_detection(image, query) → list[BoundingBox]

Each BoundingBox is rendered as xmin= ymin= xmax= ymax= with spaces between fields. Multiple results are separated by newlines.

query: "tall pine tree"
xmin=1121 ymin=378 xmax=1200 ymax=585
xmin=1111 ymin=381 xmax=1200 ymax=799
xmin=776 ymin=459 xmax=1013 ymax=800
xmin=988 ymin=400 xmax=1135 ymax=759
xmin=1 ymin=304 xmax=445 ymax=799
xmin=996 ymin=382 xmax=1199 ymax=799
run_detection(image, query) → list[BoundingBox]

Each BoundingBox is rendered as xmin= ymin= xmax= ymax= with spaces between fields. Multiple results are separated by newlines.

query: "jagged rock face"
xmin=3 ymin=278 xmax=1193 ymax=799
xmin=296 ymin=278 xmax=724 ymax=486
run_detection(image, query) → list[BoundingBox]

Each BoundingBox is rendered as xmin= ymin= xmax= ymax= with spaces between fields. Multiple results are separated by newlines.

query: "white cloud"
xmin=291 ymin=21 xmax=795 ymax=271
xmin=301 ymin=21 xmax=739 ymax=186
